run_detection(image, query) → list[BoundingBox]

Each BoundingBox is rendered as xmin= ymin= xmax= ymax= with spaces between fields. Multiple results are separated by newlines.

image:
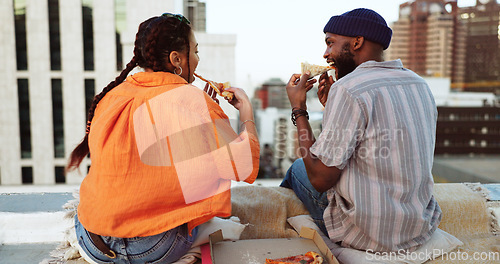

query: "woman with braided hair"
xmin=67 ymin=13 xmax=259 ymax=263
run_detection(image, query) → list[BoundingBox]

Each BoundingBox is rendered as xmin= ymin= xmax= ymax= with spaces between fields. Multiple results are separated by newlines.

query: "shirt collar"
xmin=126 ymin=72 xmax=188 ymax=87
xmin=357 ymin=59 xmax=404 ymax=70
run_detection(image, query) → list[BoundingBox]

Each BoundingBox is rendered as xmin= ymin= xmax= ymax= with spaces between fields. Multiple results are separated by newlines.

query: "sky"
xmin=201 ymin=0 xmax=479 ymax=94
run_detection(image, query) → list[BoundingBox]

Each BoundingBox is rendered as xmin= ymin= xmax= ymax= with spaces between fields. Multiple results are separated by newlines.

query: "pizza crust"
xmin=307 ymin=251 xmax=324 ymax=264
xmin=219 ymin=82 xmax=234 ymax=101
xmin=194 ymin=73 xmax=234 ymax=100
xmin=301 ymin=62 xmax=334 ymax=78
xmin=265 ymin=251 xmax=324 ymax=264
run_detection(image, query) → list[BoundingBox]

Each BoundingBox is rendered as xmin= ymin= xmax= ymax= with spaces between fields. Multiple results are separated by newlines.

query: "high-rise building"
xmin=387 ymin=0 xmax=466 ymax=82
xmin=0 ymin=0 xmax=236 ymax=185
xmin=387 ymin=0 xmax=500 ymax=93
xmin=457 ymin=0 xmax=500 ymax=93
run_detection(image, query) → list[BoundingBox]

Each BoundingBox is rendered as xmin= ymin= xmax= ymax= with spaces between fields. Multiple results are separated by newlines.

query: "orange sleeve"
xmin=205 ymin=95 xmax=260 ymax=183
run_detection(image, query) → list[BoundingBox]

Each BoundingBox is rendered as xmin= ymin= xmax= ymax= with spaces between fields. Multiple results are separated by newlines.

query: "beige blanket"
xmin=230 ymin=184 xmax=500 ymax=264
xmin=42 ymin=183 xmax=499 ymax=263
xmin=429 ymin=183 xmax=500 ymax=263
xmin=231 ymin=186 xmax=309 ymax=239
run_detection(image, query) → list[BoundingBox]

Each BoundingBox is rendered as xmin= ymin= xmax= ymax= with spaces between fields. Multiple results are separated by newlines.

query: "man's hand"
xmin=317 ymin=72 xmax=334 ymax=107
xmin=286 ymin=73 xmax=341 ymax=193
xmin=286 ymin=72 xmax=317 ymax=110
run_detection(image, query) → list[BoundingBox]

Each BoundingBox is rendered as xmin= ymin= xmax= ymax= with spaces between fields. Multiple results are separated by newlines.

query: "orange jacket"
xmin=78 ymin=72 xmax=260 ymax=238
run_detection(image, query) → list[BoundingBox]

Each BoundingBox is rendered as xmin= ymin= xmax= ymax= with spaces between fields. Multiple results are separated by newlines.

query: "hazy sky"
xmin=201 ymin=0 xmax=478 ymax=93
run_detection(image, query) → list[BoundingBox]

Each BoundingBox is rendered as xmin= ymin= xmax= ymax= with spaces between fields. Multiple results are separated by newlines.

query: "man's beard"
xmin=335 ymin=42 xmax=357 ymax=79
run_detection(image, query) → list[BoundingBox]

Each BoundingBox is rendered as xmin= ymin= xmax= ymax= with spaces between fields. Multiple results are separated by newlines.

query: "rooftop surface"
xmin=1 ymin=157 xmax=499 ymax=264
xmin=0 ymin=179 xmax=282 ymax=264
xmin=432 ymin=155 xmax=500 ymax=183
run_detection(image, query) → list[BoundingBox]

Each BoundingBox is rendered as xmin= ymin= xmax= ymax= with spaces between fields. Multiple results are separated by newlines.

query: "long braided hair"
xmin=67 ymin=14 xmax=192 ymax=172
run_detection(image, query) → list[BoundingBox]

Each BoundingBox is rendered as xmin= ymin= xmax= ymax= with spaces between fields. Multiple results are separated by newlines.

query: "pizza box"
xmin=207 ymin=227 xmax=339 ymax=264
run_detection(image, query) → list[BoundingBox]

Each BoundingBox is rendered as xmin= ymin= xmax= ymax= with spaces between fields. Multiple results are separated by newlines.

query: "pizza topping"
xmin=301 ymin=62 xmax=335 ymax=78
xmin=194 ymin=73 xmax=234 ymax=100
xmin=305 ymin=251 xmax=323 ymax=264
xmin=265 ymin=251 xmax=323 ymax=264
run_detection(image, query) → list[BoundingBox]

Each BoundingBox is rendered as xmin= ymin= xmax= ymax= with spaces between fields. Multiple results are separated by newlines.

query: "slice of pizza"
xmin=266 ymin=251 xmax=323 ymax=264
xmin=194 ymin=73 xmax=234 ymax=100
xmin=301 ymin=62 xmax=335 ymax=78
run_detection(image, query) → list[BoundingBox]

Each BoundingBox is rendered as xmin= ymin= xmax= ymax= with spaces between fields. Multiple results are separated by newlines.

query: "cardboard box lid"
xmin=209 ymin=227 xmax=339 ymax=264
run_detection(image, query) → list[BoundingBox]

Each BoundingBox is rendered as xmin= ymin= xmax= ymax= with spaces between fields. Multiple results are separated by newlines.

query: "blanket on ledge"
xmin=41 ymin=183 xmax=499 ymax=264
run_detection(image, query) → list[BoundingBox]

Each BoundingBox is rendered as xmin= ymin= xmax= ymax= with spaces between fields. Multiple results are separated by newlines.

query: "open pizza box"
xmin=207 ymin=227 xmax=339 ymax=264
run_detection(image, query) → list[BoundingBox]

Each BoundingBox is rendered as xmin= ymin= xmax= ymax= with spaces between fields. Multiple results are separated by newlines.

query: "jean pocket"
xmin=146 ymin=232 xmax=192 ymax=264
xmin=78 ymin=236 xmax=114 ymax=264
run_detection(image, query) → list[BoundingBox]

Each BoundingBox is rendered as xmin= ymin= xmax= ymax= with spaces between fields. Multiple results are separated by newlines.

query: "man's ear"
xmin=169 ymin=51 xmax=182 ymax=67
xmin=352 ymin=36 xmax=364 ymax=51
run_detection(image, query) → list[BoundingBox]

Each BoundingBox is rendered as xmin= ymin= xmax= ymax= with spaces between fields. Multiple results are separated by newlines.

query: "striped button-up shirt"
xmin=310 ymin=59 xmax=442 ymax=252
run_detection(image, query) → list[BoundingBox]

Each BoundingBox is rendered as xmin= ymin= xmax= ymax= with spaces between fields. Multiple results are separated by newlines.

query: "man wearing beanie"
xmin=281 ymin=8 xmax=443 ymax=254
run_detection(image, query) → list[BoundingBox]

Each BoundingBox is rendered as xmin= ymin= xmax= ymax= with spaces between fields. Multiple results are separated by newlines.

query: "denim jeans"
xmin=280 ymin=158 xmax=329 ymax=236
xmin=75 ymin=215 xmax=198 ymax=264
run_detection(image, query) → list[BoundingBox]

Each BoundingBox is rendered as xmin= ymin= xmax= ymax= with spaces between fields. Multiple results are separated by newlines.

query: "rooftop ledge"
xmin=1 ymin=181 xmax=499 ymax=263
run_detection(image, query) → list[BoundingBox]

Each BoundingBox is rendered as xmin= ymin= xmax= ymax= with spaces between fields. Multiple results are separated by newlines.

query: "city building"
xmin=386 ymin=0 xmax=500 ymax=156
xmin=252 ymin=78 xmax=289 ymax=110
xmin=426 ymin=77 xmax=496 ymax=106
xmin=387 ymin=0 xmax=500 ymax=94
xmin=0 ymin=0 xmax=236 ymax=185
xmin=252 ymin=77 xmax=323 ymax=112
xmin=254 ymin=96 xmax=323 ymax=177
xmin=184 ymin=0 xmax=206 ymax=32
xmin=457 ymin=0 xmax=500 ymax=93
xmin=386 ymin=0 xmax=466 ymax=83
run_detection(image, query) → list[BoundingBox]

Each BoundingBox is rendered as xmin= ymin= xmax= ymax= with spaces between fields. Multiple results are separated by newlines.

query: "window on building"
xmin=115 ymin=32 xmax=123 ymax=70
xmin=85 ymin=79 xmax=95 ymax=159
xmin=52 ymin=79 xmax=64 ymax=158
xmin=55 ymin=166 xmax=65 ymax=183
xmin=85 ymin=79 xmax=95 ymax=115
xmin=22 ymin=167 xmax=33 ymax=184
xmin=48 ymin=0 xmax=61 ymax=71
xmin=115 ymin=0 xmax=126 ymax=70
xmin=82 ymin=0 xmax=94 ymax=71
xmin=188 ymin=6 xmax=194 ymax=24
xmin=17 ymin=79 xmax=32 ymax=159
xmin=14 ymin=0 xmax=28 ymax=70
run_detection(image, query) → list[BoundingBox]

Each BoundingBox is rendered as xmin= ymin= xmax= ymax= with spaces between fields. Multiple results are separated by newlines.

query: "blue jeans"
xmin=75 ymin=215 xmax=198 ymax=264
xmin=280 ymin=158 xmax=329 ymax=236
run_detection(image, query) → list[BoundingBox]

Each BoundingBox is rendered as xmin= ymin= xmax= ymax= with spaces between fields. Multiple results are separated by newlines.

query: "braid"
xmin=87 ymin=57 xmax=137 ymax=123
xmin=185 ymin=35 xmax=191 ymax=81
xmin=67 ymin=14 xmax=192 ymax=172
xmin=143 ymin=20 xmax=167 ymax=71
xmin=66 ymin=57 xmax=137 ymax=172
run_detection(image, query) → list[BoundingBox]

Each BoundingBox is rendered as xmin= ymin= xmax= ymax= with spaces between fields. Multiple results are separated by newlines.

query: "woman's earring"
xmin=175 ymin=66 xmax=183 ymax=76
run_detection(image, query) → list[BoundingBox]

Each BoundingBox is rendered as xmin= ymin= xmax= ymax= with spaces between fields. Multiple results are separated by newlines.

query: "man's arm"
xmin=286 ymin=73 xmax=341 ymax=193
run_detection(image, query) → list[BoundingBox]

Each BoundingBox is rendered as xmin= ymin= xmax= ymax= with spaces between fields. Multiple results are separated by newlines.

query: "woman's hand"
xmin=317 ymin=72 xmax=334 ymax=107
xmin=225 ymin=87 xmax=257 ymax=138
xmin=225 ymin=87 xmax=251 ymax=111
xmin=286 ymin=72 xmax=317 ymax=110
xmin=203 ymin=83 xmax=220 ymax=104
